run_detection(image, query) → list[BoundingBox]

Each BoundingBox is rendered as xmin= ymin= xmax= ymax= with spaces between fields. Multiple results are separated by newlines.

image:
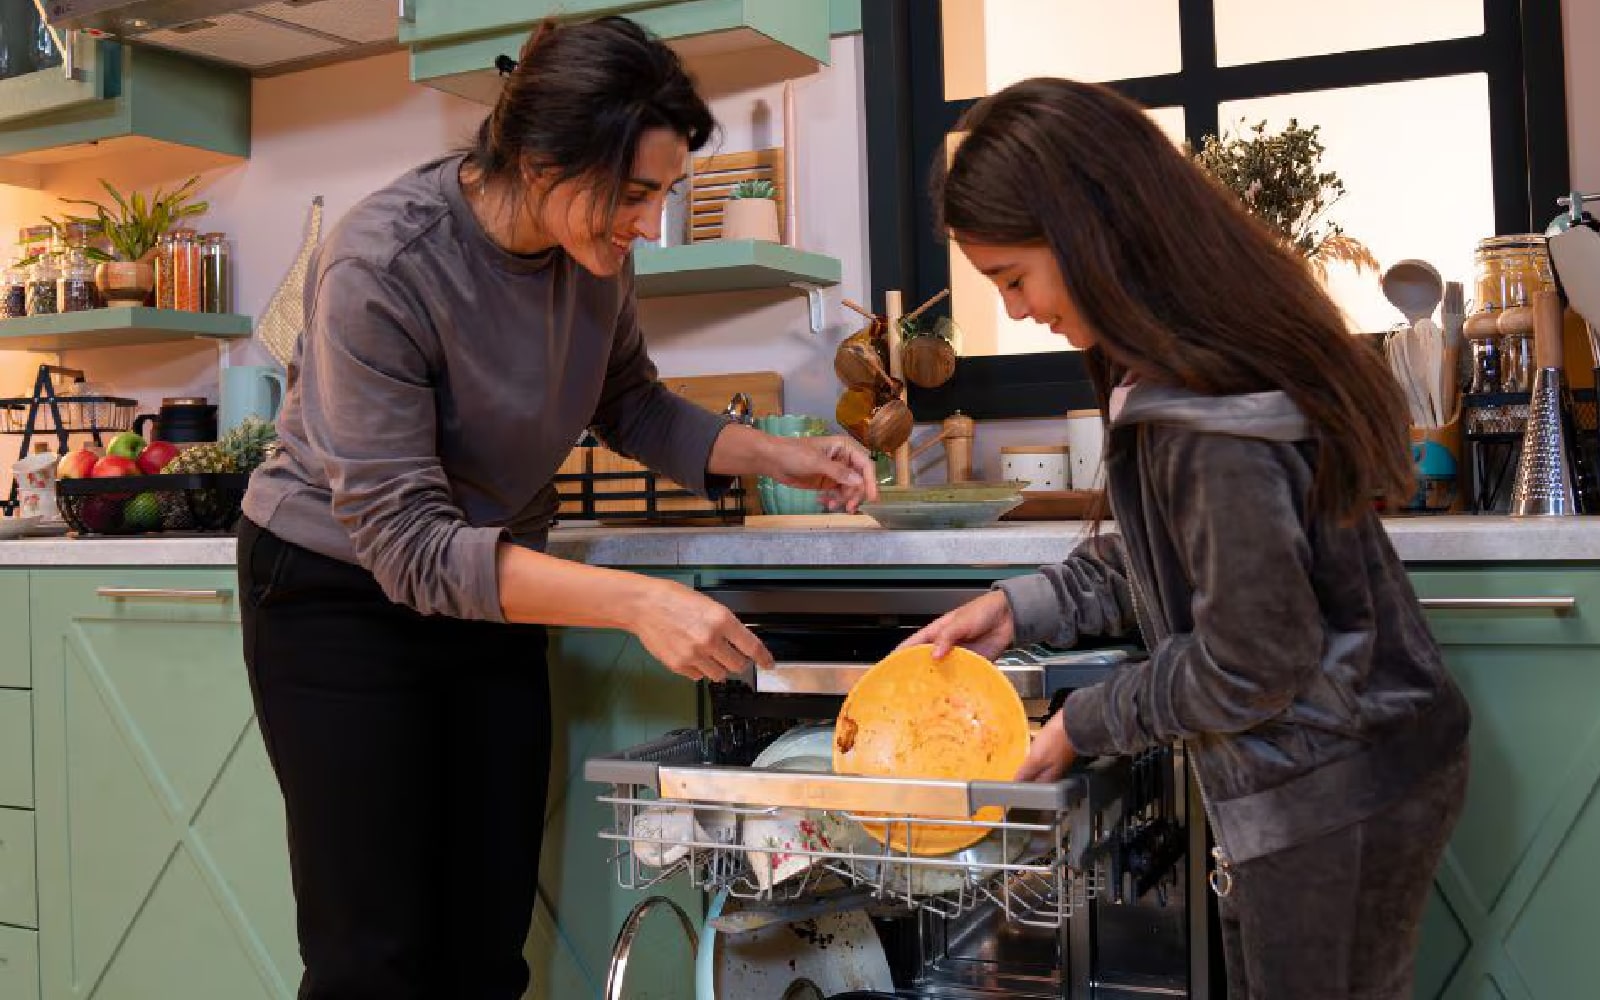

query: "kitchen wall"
xmin=2 ymin=7 xmax=1597 ymax=492
xmin=0 ymin=35 xmax=869 ymax=483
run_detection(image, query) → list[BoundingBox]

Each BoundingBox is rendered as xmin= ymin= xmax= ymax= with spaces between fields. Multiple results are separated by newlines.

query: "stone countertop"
xmin=0 ymin=516 xmax=1597 ymax=567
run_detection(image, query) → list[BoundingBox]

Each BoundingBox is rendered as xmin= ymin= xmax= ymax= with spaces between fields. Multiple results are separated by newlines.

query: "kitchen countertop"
xmin=0 ymin=516 xmax=1598 ymax=567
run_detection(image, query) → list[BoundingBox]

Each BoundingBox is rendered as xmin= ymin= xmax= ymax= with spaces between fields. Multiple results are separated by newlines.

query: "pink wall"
xmin=0 ymin=12 xmax=1594 ymax=490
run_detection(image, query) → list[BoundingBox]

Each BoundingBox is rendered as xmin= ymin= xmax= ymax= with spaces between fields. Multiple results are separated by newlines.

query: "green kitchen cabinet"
xmin=405 ymin=0 xmax=855 ymax=105
xmin=0 ymin=573 xmax=29 ymax=689
xmin=29 ymin=569 xmax=298 ymax=1000
xmin=529 ymin=578 xmax=701 ymax=999
xmin=0 ymin=42 xmax=248 ymax=175
xmin=1409 ymin=565 xmax=1600 ymax=1000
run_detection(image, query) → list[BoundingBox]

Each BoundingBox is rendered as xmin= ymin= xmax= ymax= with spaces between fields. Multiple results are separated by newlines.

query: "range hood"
xmin=44 ymin=0 xmax=400 ymax=74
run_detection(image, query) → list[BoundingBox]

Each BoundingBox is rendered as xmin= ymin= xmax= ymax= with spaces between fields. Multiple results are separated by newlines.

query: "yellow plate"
xmin=832 ymin=644 xmax=1030 ymax=855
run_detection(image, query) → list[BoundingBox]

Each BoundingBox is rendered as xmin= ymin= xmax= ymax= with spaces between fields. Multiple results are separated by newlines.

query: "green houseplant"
xmin=58 ymin=175 xmax=208 ymax=307
xmin=1191 ymin=120 xmax=1377 ymax=279
xmin=720 ymin=177 xmax=780 ymax=242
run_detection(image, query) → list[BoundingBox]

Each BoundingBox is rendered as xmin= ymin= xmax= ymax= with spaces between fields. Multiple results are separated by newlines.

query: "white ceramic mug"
xmin=1063 ymin=410 xmax=1106 ymax=490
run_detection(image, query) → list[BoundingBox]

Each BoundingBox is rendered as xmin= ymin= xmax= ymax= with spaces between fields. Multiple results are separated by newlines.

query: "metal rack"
xmin=0 ymin=364 xmax=136 ymax=516
xmin=584 ymin=720 xmax=1133 ymax=931
xmin=1462 ymin=381 xmax=1598 ymax=512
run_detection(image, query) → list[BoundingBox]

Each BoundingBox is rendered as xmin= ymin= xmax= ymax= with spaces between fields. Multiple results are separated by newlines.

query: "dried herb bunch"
xmin=1191 ymin=119 xmax=1378 ymax=278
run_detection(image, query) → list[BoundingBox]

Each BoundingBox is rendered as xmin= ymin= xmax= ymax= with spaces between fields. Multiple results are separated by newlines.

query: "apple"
xmin=90 ymin=455 xmax=140 ymax=478
xmin=137 ymin=440 xmax=180 ymax=476
xmin=105 ymin=431 xmax=145 ymax=461
xmin=56 ymin=447 xmax=99 ymax=480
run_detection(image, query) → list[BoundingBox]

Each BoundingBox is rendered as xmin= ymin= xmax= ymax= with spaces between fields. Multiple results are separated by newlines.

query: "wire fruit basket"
xmin=56 ymin=472 xmax=251 ymax=535
xmin=584 ymin=720 xmax=1112 ymax=929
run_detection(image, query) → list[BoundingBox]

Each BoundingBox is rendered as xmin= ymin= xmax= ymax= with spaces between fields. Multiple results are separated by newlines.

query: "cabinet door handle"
xmin=96 ymin=588 xmax=232 ymax=603
xmin=1419 ymin=596 xmax=1577 ymax=613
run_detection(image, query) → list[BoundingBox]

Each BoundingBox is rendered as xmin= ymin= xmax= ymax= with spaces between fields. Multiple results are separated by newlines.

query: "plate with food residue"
xmin=833 ymin=644 xmax=1030 ymax=855
xmin=696 ymin=887 xmax=893 ymax=1000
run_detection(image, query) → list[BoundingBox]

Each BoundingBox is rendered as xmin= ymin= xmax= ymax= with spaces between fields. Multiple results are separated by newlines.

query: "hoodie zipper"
xmin=1121 ymin=543 xmax=1236 ymax=898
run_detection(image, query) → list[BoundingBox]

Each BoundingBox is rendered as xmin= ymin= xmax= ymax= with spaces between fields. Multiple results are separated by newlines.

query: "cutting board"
xmin=743 ymin=514 xmax=880 ymax=529
xmin=556 ymin=372 xmax=784 ymax=519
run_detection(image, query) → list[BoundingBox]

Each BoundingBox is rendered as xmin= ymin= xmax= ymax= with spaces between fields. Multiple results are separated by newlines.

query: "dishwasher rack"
xmin=583 ymin=719 xmax=1128 ymax=929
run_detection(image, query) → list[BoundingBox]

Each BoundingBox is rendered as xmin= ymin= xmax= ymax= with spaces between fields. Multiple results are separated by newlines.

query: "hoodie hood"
xmin=1111 ymin=383 xmax=1312 ymax=443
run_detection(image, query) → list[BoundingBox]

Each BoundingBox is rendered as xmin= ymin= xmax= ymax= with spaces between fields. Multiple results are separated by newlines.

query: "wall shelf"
xmin=634 ymin=240 xmax=841 ymax=298
xmin=0 ymin=308 xmax=252 ymax=352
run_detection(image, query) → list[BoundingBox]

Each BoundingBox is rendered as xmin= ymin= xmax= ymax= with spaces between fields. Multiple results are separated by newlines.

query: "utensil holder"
xmin=1406 ymin=415 xmax=1463 ymax=513
xmin=1511 ymin=365 xmax=1579 ymax=515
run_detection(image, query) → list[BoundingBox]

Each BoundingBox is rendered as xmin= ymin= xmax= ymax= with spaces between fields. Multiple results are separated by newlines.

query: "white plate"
xmin=696 ymin=888 xmax=895 ymax=1000
xmin=0 ymin=515 xmax=39 ymax=540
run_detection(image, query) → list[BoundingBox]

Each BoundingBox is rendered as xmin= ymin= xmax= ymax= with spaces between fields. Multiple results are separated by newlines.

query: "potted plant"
xmin=1191 ymin=120 xmax=1377 ymax=279
xmin=720 ymin=178 xmax=781 ymax=242
xmin=59 ymin=176 xmax=208 ymax=307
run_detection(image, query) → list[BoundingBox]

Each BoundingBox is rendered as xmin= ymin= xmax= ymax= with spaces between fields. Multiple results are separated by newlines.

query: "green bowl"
xmin=757 ymin=477 xmax=824 ymax=515
xmin=755 ymin=414 xmax=828 ymax=438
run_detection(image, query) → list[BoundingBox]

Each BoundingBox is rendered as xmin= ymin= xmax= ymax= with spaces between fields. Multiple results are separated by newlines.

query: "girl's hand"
xmin=897 ymin=590 xmax=1016 ymax=660
xmin=764 ymin=434 xmax=878 ymax=512
xmin=1015 ymin=710 xmax=1077 ymax=782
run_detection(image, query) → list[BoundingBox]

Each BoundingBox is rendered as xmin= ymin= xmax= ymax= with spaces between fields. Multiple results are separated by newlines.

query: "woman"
xmin=905 ymin=78 xmax=1469 ymax=999
xmin=238 ymin=17 xmax=873 ymax=999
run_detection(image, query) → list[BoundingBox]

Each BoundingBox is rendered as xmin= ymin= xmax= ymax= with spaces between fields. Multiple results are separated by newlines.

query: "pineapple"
xmin=161 ymin=443 xmax=237 ymax=475
xmin=218 ymin=417 xmax=279 ymax=474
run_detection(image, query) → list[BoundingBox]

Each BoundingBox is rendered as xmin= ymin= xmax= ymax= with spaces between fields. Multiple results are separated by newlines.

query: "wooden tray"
xmin=1000 ymin=490 xmax=1103 ymax=521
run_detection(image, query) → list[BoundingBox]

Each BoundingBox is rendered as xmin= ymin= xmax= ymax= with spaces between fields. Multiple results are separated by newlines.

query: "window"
xmin=863 ymin=0 xmax=1570 ymax=420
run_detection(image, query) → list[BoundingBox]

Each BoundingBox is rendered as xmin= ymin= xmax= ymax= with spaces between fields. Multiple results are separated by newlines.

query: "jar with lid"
xmin=155 ymin=231 xmax=177 ymax=310
xmin=199 ymin=232 xmax=231 ymax=313
xmin=169 ymin=228 xmax=201 ymax=312
xmin=1469 ymin=235 xmax=1553 ymax=394
xmin=2 ymin=256 xmax=27 ymax=320
xmin=56 ymin=246 xmax=96 ymax=313
xmin=26 ymin=251 xmax=58 ymax=316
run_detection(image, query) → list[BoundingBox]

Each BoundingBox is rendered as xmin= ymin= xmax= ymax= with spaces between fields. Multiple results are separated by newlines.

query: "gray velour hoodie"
xmin=997 ymin=384 xmax=1470 ymax=865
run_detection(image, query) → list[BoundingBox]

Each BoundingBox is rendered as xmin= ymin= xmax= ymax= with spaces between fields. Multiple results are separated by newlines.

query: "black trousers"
xmin=238 ymin=517 xmax=551 ymax=1000
xmin=1218 ymin=744 xmax=1470 ymax=999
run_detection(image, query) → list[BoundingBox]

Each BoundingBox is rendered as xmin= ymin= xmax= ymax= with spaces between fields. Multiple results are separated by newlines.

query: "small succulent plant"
xmin=730 ymin=178 xmax=776 ymax=201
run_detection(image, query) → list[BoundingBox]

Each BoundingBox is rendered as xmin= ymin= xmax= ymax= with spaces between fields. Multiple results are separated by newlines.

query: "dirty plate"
xmin=833 ymin=644 xmax=1030 ymax=855
xmin=696 ymin=887 xmax=894 ymax=1000
xmin=860 ymin=481 xmax=1025 ymax=530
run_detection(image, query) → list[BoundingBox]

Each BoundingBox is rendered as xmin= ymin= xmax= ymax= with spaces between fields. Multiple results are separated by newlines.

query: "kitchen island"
xmin=0 ymin=516 xmax=1595 ymax=1000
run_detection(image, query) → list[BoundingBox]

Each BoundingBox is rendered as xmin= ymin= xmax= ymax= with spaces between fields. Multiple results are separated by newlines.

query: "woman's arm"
xmin=495 ymin=545 xmax=769 ymax=682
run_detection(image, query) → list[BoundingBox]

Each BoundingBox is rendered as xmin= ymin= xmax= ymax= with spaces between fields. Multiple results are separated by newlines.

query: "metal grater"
xmin=1511 ymin=366 xmax=1579 ymax=515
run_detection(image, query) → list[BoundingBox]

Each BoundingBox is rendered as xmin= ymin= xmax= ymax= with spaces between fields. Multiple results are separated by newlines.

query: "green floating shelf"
xmin=634 ymin=240 xmax=841 ymax=298
xmin=0 ymin=307 xmax=252 ymax=352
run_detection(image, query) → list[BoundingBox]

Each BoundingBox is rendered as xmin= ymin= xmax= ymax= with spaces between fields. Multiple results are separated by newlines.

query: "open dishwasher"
xmin=583 ymin=579 xmax=1215 ymax=999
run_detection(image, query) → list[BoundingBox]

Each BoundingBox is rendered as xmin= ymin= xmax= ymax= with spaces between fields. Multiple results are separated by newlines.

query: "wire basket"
xmin=0 ymin=393 xmax=138 ymax=433
xmin=585 ymin=721 xmax=1101 ymax=929
xmin=56 ymin=473 xmax=251 ymax=535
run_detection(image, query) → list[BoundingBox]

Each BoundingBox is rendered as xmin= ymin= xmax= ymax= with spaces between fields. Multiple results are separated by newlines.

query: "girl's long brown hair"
xmin=933 ymin=77 xmax=1412 ymax=522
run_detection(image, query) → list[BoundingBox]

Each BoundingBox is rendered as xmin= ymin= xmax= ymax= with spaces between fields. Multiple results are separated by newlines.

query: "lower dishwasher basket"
xmin=582 ymin=719 xmax=1127 ymax=929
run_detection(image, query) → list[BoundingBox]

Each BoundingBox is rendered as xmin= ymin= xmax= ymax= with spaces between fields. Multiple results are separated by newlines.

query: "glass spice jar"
xmin=27 ymin=252 xmax=58 ymax=316
xmin=2 ymin=256 xmax=27 ymax=320
xmin=199 ymin=232 xmax=231 ymax=313
xmin=56 ymin=247 xmax=96 ymax=313
xmin=170 ymin=228 xmax=201 ymax=312
xmin=155 ymin=231 xmax=177 ymax=310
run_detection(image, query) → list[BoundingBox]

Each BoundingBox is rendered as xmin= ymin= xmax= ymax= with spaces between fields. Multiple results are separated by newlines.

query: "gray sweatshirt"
xmin=242 ymin=154 xmax=731 ymax=623
xmin=998 ymin=384 xmax=1468 ymax=862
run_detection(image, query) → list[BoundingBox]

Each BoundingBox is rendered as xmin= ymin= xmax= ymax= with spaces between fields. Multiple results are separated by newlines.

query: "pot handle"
xmin=131 ymin=413 xmax=156 ymax=439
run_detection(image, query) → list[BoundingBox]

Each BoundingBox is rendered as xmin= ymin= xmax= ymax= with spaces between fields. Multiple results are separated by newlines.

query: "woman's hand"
xmin=627 ymin=577 xmax=773 ymax=683
xmin=762 ymin=434 xmax=878 ymax=512
xmin=898 ymin=590 xmax=1017 ymax=660
xmin=1015 ymin=710 xmax=1077 ymax=783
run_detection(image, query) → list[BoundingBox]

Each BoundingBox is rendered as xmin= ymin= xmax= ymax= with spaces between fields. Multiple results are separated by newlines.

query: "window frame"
xmin=863 ymin=0 xmax=1571 ymax=421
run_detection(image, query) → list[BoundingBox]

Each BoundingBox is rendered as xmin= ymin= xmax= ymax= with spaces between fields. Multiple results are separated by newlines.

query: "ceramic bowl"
xmin=757 ymin=477 xmax=824 ymax=516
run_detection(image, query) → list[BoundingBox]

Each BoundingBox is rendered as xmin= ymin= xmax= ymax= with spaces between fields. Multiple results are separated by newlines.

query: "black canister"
xmin=133 ymin=397 xmax=219 ymax=443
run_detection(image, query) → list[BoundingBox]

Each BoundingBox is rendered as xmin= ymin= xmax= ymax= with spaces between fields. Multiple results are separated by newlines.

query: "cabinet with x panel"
xmin=1410 ymin=565 xmax=1600 ymax=1000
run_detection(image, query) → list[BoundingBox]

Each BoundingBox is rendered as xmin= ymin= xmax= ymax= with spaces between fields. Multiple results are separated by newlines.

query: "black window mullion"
xmin=1177 ymin=0 xmax=1219 ymax=151
xmin=1517 ymin=0 xmax=1571 ymax=232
